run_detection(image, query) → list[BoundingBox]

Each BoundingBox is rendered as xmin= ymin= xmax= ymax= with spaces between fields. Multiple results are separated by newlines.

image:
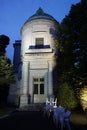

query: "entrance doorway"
xmin=33 ymin=77 xmax=45 ymax=103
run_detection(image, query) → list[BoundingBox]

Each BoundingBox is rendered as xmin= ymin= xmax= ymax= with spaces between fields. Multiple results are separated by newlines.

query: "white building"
xmin=8 ymin=8 xmax=59 ymax=107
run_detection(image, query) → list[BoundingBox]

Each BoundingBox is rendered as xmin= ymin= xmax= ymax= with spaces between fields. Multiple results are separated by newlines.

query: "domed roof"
xmin=23 ymin=8 xmax=59 ymax=25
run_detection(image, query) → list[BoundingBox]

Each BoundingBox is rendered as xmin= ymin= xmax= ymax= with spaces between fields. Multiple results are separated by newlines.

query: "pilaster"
xmin=48 ymin=61 xmax=53 ymax=96
xmin=19 ymin=61 xmax=29 ymax=107
xmin=22 ymin=61 xmax=29 ymax=94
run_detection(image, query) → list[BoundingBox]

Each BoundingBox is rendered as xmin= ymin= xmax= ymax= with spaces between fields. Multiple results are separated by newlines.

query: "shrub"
xmin=56 ymin=82 xmax=78 ymax=110
xmin=80 ymin=86 xmax=87 ymax=111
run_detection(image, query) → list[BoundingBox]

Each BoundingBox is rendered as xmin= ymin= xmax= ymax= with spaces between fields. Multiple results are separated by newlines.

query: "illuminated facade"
xmin=8 ymin=8 xmax=59 ymax=107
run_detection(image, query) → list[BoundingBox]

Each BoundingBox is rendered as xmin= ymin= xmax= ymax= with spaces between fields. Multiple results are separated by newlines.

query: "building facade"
xmin=8 ymin=8 xmax=59 ymax=107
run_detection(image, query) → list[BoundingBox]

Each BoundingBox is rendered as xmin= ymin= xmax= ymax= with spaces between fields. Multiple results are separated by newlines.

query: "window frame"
xmin=33 ymin=77 xmax=44 ymax=94
xmin=35 ymin=38 xmax=44 ymax=49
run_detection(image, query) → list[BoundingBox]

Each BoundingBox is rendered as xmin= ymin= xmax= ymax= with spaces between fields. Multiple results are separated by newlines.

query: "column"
xmin=29 ymin=71 xmax=33 ymax=103
xmin=48 ymin=61 xmax=53 ymax=96
xmin=20 ymin=61 xmax=29 ymax=107
xmin=22 ymin=61 xmax=29 ymax=94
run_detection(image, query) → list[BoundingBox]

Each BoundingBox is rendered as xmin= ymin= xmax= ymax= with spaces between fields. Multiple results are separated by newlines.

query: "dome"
xmin=23 ymin=8 xmax=59 ymax=25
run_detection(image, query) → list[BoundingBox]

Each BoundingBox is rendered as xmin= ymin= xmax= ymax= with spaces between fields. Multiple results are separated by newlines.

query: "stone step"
xmin=18 ymin=103 xmax=45 ymax=111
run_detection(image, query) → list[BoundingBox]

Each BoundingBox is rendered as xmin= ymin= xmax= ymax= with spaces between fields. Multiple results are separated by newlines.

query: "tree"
xmin=0 ymin=34 xmax=15 ymax=105
xmin=0 ymin=56 xmax=15 ymax=85
xmin=0 ymin=35 xmax=9 ymax=56
xmin=57 ymin=0 xmax=87 ymax=88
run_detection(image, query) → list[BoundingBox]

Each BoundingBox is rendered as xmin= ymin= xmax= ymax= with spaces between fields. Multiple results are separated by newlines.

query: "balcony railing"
xmin=29 ymin=45 xmax=50 ymax=49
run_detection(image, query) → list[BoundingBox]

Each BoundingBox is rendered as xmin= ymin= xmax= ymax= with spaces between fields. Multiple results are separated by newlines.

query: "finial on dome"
xmin=36 ymin=7 xmax=44 ymax=15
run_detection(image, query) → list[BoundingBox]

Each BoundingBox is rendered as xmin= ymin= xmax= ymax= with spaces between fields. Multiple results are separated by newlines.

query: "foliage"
xmin=0 ymin=55 xmax=15 ymax=104
xmin=0 ymin=35 xmax=9 ymax=56
xmin=56 ymin=83 xmax=78 ymax=110
xmin=80 ymin=86 xmax=87 ymax=110
xmin=0 ymin=34 xmax=15 ymax=104
xmin=0 ymin=55 xmax=15 ymax=85
xmin=57 ymin=0 xmax=87 ymax=88
xmin=0 ymin=34 xmax=15 ymax=85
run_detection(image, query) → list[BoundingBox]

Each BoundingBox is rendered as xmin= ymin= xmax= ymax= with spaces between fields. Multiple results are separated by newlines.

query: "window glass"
xmin=40 ymin=84 xmax=44 ymax=94
xmin=33 ymin=78 xmax=38 ymax=82
xmin=33 ymin=77 xmax=44 ymax=94
xmin=40 ymin=78 xmax=44 ymax=82
xmin=34 ymin=84 xmax=38 ymax=94
xmin=35 ymin=38 xmax=44 ymax=48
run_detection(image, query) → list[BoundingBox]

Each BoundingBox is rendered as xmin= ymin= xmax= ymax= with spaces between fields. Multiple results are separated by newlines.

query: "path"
xmin=0 ymin=110 xmax=58 ymax=130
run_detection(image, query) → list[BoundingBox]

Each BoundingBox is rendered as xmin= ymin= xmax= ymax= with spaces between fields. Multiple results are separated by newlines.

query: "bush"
xmin=56 ymin=82 xmax=78 ymax=110
xmin=80 ymin=86 xmax=87 ymax=111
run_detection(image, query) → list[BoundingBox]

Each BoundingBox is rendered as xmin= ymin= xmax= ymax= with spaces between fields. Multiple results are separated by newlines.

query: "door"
xmin=33 ymin=77 xmax=45 ymax=103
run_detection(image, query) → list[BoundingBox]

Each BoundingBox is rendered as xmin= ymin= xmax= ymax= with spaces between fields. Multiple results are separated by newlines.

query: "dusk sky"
xmin=0 ymin=0 xmax=80 ymax=62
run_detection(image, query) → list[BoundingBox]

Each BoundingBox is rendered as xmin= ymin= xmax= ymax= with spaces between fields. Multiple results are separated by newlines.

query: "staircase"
xmin=17 ymin=103 xmax=45 ymax=111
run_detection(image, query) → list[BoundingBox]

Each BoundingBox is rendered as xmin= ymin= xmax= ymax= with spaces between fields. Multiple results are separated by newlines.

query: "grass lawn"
xmin=70 ymin=107 xmax=87 ymax=130
xmin=0 ymin=106 xmax=16 ymax=116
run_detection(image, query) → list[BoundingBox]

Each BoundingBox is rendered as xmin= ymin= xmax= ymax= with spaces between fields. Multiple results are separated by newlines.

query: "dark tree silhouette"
xmin=0 ymin=34 xmax=15 ymax=106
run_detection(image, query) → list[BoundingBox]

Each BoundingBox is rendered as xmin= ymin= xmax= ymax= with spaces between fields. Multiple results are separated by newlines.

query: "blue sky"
xmin=0 ymin=0 xmax=80 ymax=62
